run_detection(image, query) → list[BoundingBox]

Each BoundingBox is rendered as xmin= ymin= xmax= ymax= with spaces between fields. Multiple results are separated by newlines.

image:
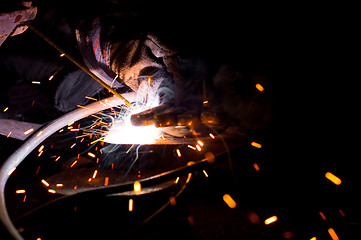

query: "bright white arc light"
xmin=104 ymin=106 xmax=162 ymax=145
xmin=104 ymin=80 xmax=163 ymax=145
xmin=104 ymin=123 xmax=162 ymax=144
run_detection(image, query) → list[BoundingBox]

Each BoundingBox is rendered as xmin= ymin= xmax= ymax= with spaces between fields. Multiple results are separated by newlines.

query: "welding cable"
xmin=24 ymin=22 xmax=132 ymax=108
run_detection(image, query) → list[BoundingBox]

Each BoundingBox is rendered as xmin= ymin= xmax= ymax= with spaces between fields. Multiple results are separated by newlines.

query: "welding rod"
xmin=25 ymin=22 xmax=132 ymax=107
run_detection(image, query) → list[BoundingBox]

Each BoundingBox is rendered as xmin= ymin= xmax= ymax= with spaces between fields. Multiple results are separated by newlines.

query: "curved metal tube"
xmin=0 ymin=96 xmax=123 ymax=240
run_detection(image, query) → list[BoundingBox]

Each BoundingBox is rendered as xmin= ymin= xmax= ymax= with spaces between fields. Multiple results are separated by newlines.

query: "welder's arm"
xmin=131 ymin=64 xmax=272 ymax=133
xmin=130 ymin=104 xmax=224 ymax=128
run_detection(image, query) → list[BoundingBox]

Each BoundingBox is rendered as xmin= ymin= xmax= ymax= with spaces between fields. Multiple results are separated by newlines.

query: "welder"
xmin=1 ymin=0 xmax=272 ymax=137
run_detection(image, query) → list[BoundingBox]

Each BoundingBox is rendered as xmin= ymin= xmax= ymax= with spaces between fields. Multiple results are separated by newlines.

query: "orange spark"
xmin=90 ymin=137 xmax=104 ymax=145
xmin=3 ymin=107 xmax=9 ymax=112
xmin=92 ymin=170 xmax=98 ymax=178
xmin=255 ymin=83 xmax=264 ymax=92
xmin=205 ymin=152 xmax=216 ymax=164
xmin=38 ymin=145 xmax=44 ymax=152
xmin=176 ymin=149 xmax=181 ymax=157
xmin=253 ymin=163 xmax=260 ymax=171
xmin=169 ymin=196 xmax=176 ymax=206
xmin=70 ymin=143 xmax=76 ymax=149
xmin=76 ymin=134 xmax=89 ymax=139
xmin=209 ymin=133 xmax=215 ymax=139
xmin=325 ymin=172 xmax=342 ymax=185
xmin=88 ymin=152 xmax=96 ymax=158
xmin=41 ymin=179 xmax=49 ymax=187
xmin=56 ymin=184 xmax=63 ymax=187
xmin=125 ymin=144 xmax=134 ymax=154
xmin=247 ymin=211 xmax=261 ymax=224
xmin=59 ymin=53 xmax=65 ymax=57
xmin=48 ymin=189 xmax=56 ymax=194
xmin=90 ymin=114 xmax=102 ymax=119
xmin=85 ymin=96 xmax=97 ymax=101
xmin=187 ymin=145 xmax=196 ymax=150
xmin=187 ymin=161 xmax=195 ymax=166
xmin=133 ymin=181 xmax=141 ymax=194
xmin=319 ymin=211 xmax=326 ymax=220
xmin=309 ymin=237 xmax=317 ymax=240
xmin=175 ymin=177 xmax=180 ymax=184
xmin=196 ymin=144 xmax=202 ymax=151
xmin=32 ymin=81 xmax=41 ymax=84
xmin=129 ymin=199 xmax=133 ymax=212
xmin=70 ymin=160 xmax=77 ymax=168
xmin=197 ymin=140 xmax=204 ymax=146
xmin=7 ymin=131 xmax=12 ymax=138
xmin=24 ymin=128 xmax=34 ymax=135
xmin=8 ymin=167 xmax=16 ymax=176
xmin=202 ymin=170 xmax=209 ymax=177
xmin=338 ymin=209 xmax=346 ymax=217
xmin=48 ymin=75 xmax=54 ymax=81
xmin=328 ymin=228 xmax=339 ymax=240
xmin=223 ymin=194 xmax=237 ymax=209
xmin=251 ymin=141 xmax=262 ymax=148
xmin=36 ymin=131 xmax=43 ymax=137
xmin=104 ymin=177 xmax=109 ymax=186
xmin=16 ymin=189 xmax=26 ymax=194
xmin=265 ymin=216 xmax=278 ymax=225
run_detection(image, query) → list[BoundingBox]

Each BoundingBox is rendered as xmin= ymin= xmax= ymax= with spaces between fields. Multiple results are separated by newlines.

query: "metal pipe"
xmin=0 ymin=96 xmax=124 ymax=240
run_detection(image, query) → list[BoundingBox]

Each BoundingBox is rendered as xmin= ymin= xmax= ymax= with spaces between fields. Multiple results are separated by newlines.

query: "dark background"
xmin=1 ymin=1 xmax=359 ymax=239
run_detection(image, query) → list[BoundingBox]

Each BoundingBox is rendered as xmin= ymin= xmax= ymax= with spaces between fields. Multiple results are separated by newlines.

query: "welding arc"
xmin=25 ymin=22 xmax=132 ymax=107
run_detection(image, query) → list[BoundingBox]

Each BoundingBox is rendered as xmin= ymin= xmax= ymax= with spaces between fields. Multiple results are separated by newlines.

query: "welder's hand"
xmin=130 ymin=104 xmax=227 ymax=138
xmin=130 ymin=103 xmax=227 ymax=129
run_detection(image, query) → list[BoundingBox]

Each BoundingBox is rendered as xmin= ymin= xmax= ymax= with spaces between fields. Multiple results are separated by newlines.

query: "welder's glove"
xmin=110 ymin=30 xmax=177 ymax=94
xmin=131 ymin=63 xmax=272 ymax=135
